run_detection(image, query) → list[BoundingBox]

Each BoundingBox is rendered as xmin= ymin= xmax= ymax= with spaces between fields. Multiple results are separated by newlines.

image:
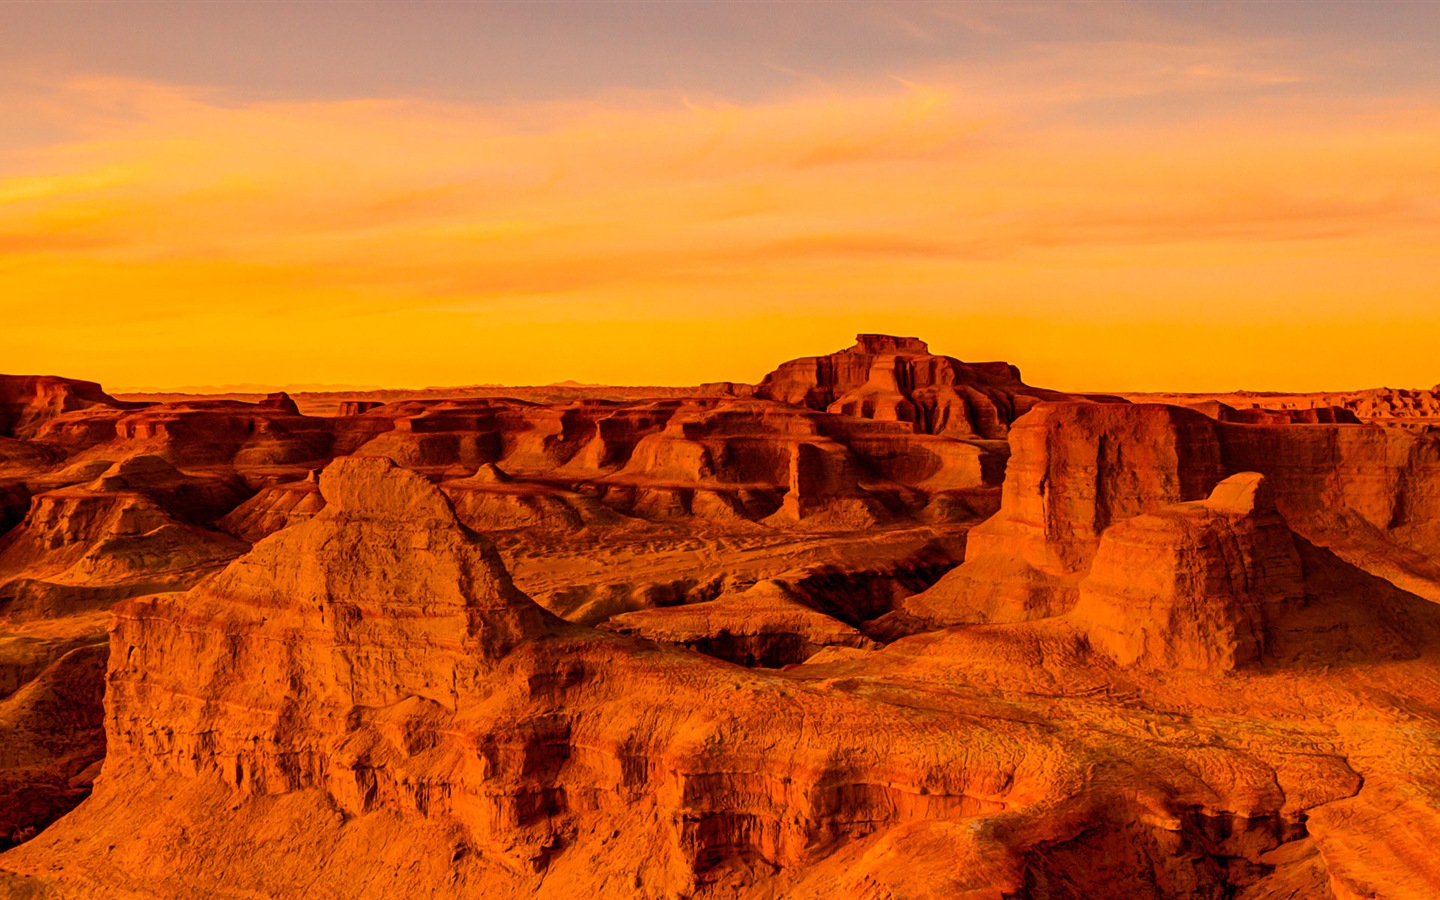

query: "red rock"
xmin=216 ymin=474 xmax=325 ymax=542
xmin=0 ymin=376 xmax=141 ymax=441
xmin=603 ymin=580 xmax=878 ymax=667
xmin=1072 ymin=473 xmax=1305 ymax=671
xmin=0 ymin=642 xmax=107 ymax=849
xmin=903 ymin=403 xmax=1224 ymax=626
xmin=754 ymin=334 xmax=1108 ymax=439
xmin=4 ymin=354 xmax=1440 ymax=898
xmin=257 ymin=391 xmax=300 ymax=415
xmin=335 ymin=400 xmax=384 ymax=416
xmin=0 ymin=483 xmax=246 ymax=620
xmin=4 ymin=447 xmax=1389 ymax=898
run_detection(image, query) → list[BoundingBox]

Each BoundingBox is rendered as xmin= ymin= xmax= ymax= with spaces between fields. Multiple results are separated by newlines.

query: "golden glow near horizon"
xmin=3 ymin=4 xmax=1440 ymax=393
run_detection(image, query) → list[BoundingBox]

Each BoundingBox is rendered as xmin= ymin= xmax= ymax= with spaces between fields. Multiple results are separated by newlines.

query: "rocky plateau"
xmin=1 ymin=336 xmax=1439 ymax=898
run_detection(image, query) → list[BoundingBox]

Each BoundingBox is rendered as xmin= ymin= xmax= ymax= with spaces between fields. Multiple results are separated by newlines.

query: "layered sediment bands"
xmin=443 ymin=464 xmax=622 ymax=533
xmin=1219 ymin=404 xmax=1361 ymax=425
xmin=754 ymin=333 xmax=1113 ymax=439
xmin=1125 ymin=385 xmax=1440 ymax=428
xmin=8 ymin=351 xmax=1022 ymax=537
xmin=88 ymin=457 xmax=1067 ymax=890
xmin=335 ymin=400 xmax=383 ymax=417
xmin=217 ymin=472 xmax=324 ymax=542
xmin=603 ymin=581 xmax=879 ymax=667
xmin=903 ymin=403 xmax=1225 ymax=626
xmin=1217 ymin=421 xmax=1440 ymax=599
xmin=1073 ymin=473 xmax=1306 ymax=672
xmin=0 ymin=485 xmax=246 ymax=619
xmin=0 ymin=642 xmax=107 ymax=847
xmin=20 ymin=400 xmax=337 ymax=479
xmin=905 ymin=401 xmax=1440 ymax=631
xmin=507 ymin=529 xmax=964 ymax=627
xmin=65 ymin=454 xmax=251 ymax=525
xmin=7 ymin=348 xmax=1440 ymax=897
xmin=0 ymin=376 xmax=143 ymax=441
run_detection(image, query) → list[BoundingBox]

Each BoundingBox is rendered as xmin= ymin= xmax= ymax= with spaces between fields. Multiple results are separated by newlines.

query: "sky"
xmin=2 ymin=1 xmax=1439 ymax=393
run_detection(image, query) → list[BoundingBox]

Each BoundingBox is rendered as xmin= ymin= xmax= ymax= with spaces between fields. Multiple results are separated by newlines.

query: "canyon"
xmin=1 ymin=335 xmax=1438 ymax=898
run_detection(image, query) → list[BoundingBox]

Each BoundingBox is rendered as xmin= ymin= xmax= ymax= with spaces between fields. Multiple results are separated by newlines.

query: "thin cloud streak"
xmin=2 ymin=28 xmax=1440 ymax=391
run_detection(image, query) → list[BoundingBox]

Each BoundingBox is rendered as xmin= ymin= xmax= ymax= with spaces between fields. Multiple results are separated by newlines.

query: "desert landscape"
xmin=7 ymin=2 xmax=1440 ymax=898
xmin=0 ymin=334 xmax=1436 ymax=898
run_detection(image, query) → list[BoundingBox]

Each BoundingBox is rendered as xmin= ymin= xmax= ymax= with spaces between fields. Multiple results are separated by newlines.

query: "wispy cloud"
xmin=3 ymin=36 xmax=1440 ymax=391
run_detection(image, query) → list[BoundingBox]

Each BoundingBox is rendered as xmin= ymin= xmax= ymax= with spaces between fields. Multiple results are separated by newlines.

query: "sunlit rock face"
xmin=4 ymin=343 xmax=1440 ymax=898
xmin=1074 ymin=472 xmax=1307 ymax=672
xmin=754 ymin=333 xmax=1109 ymax=439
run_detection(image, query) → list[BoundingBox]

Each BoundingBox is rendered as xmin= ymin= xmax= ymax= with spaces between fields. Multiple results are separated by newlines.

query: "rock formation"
xmin=0 ymin=642 xmax=106 ymax=849
xmin=603 ymin=580 xmax=879 ymax=667
xmin=1073 ymin=472 xmax=1305 ymax=671
xmin=754 ymin=333 xmax=1114 ymax=439
xmin=0 ymin=376 xmax=143 ymax=441
xmin=902 ymin=403 xmax=1224 ymax=626
xmin=2 ymin=342 xmax=1440 ymax=898
xmin=217 ymin=470 xmax=325 ymax=542
xmin=0 ymin=476 xmax=247 ymax=619
xmin=1123 ymin=386 xmax=1440 ymax=428
xmin=5 ymin=451 xmax=1399 ymax=898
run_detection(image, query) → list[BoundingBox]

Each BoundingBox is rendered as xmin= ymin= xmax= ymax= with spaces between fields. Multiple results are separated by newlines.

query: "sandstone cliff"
xmin=754 ymin=333 xmax=1111 ymax=440
xmin=5 ymin=453 xmax=1395 ymax=898
xmin=4 ymin=352 xmax=1440 ymax=898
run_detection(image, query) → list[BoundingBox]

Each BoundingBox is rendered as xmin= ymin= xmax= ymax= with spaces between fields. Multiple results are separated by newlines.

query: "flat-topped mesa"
xmin=854 ymin=333 xmax=930 ymax=355
xmin=753 ymin=334 xmax=1087 ymax=439
xmin=0 ymin=375 xmax=142 ymax=440
xmin=1072 ymin=472 xmax=1305 ymax=672
xmin=336 ymin=400 xmax=384 ymax=417
xmin=257 ymin=391 xmax=300 ymax=415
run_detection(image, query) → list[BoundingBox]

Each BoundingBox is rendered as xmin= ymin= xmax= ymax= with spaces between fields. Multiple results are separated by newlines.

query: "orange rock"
xmin=5 ymin=354 xmax=1440 ymax=898
xmin=603 ymin=580 xmax=878 ymax=667
xmin=0 ymin=376 xmax=141 ymax=441
xmin=903 ymin=402 xmax=1224 ymax=625
xmin=1073 ymin=473 xmax=1305 ymax=671
xmin=217 ymin=474 xmax=325 ymax=542
xmin=754 ymin=333 xmax=1113 ymax=439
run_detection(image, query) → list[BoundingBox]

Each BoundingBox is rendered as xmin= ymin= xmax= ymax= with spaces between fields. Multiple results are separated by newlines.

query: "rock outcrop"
xmin=1123 ymin=386 xmax=1440 ymax=428
xmin=0 ymin=642 xmax=107 ymax=848
xmin=603 ymin=580 xmax=879 ymax=668
xmin=0 ymin=376 xmax=142 ymax=441
xmin=754 ymin=333 xmax=1110 ymax=439
xmin=6 ymin=352 xmax=1440 ymax=898
xmin=902 ymin=403 xmax=1224 ymax=626
xmin=7 ymin=450 xmax=1395 ymax=899
xmin=217 ymin=471 xmax=324 ymax=542
xmin=258 ymin=391 xmax=301 ymax=415
xmin=0 ymin=479 xmax=247 ymax=619
xmin=1073 ymin=473 xmax=1305 ymax=672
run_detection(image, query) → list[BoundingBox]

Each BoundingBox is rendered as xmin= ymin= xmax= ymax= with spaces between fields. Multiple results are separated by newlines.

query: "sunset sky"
xmin=3 ymin=1 xmax=1439 ymax=392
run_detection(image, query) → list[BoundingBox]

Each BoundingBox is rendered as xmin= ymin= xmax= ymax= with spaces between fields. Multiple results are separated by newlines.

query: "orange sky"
xmin=2 ymin=2 xmax=1439 ymax=392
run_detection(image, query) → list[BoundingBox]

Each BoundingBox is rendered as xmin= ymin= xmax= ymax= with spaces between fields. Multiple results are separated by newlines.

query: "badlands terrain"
xmin=0 ymin=334 xmax=1438 ymax=898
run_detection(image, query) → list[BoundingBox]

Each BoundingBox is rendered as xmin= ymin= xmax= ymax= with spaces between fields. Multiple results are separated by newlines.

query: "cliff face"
xmin=903 ymin=401 xmax=1440 ymax=632
xmin=6 ymin=350 xmax=1440 ymax=897
xmin=0 ymin=376 xmax=143 ymax=442
xmin=6 ymin=451 xmax=1388 ymax=898
xmin=902 ymin=403 xmax=1226 ymax=625
xmin=105 ymin=458 xmax=557 ymax=827
xmin=754 ymin=333 xmax=1104 ymax=439
xmin=88 ymin=457 xmax=1052 ymax=892
xmin=1073 ymin=473 xmax=1307 ymax=671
